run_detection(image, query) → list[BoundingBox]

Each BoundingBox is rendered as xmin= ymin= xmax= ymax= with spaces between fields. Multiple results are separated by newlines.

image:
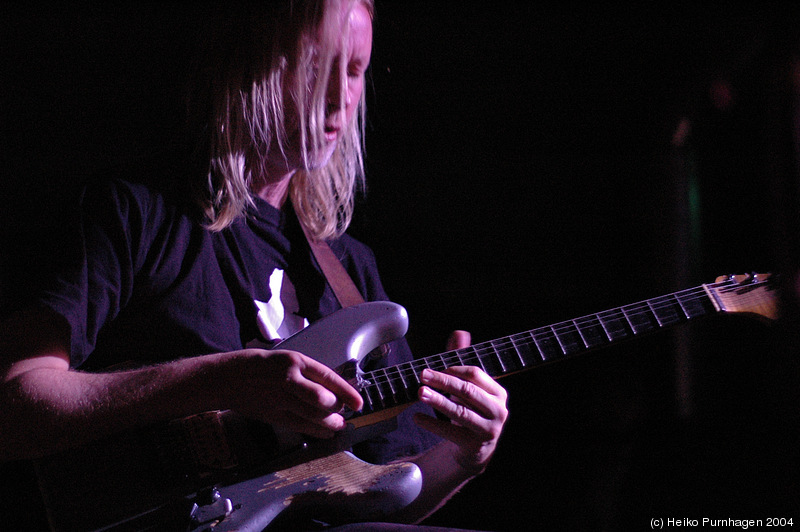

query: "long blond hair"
xmin=190 ymin=0 xmax=373 ymax=239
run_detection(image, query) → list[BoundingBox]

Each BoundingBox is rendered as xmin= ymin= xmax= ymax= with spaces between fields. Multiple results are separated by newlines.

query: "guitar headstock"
xmin=708 ymin=273 xmax=779 ymax=321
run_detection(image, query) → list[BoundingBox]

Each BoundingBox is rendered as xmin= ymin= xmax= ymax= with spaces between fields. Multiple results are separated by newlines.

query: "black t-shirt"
xmin=31 ymin=178 xmax=439 ymax=463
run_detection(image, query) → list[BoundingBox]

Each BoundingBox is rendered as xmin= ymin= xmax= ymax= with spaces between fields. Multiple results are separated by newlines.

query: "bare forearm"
xmin=0 ymin=354 xmax=228 ymax=460
xmin=1 ymin=339 xmax=364 ymax=462
xmin=389 ymin=440 xmax=485 ymax=524
xmin=1 ymin=304 xmax=364 ymax=461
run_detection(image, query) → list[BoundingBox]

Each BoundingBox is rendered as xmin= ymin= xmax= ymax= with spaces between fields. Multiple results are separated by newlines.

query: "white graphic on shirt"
xmin=252 ymin=269 xmax=309 ymax=345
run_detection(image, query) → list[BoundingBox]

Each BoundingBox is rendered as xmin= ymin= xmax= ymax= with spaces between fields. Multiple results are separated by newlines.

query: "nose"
xmin=326 ymin=68 xmax=350 ymax=115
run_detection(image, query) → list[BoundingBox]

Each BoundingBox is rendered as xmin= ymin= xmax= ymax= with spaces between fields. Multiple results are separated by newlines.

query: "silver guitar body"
xmin=275 ymin=301 xmax=410 ymax=379
xmin=37 ymin=302 xmax=423 ymax=531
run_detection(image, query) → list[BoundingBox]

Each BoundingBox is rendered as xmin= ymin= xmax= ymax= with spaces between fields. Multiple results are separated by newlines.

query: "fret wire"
xmin=677 ymin=289 xmax=715 ymax=318
xmin=405 ymin=362 xmax=421 ymax=399
xmin=421 ymin=357 xmax=433 ymax=372
xmin=382 ymin=368 xmax=396 ymax=399
xmin=646 ymin=300 xmax=662 ymax=326
xmin=619 ymin=306 xmax=636 ymax=333
xmin=651 ymin=295 xmax=683 ymax=326
xmin=466 ymin=346 xmax=488 ymax=365
xmin=468 ymin=346 xmax=485 ymax=369
xmin=598 ymin=308 xmax=629 ymax=339
xmin=365 ymin=382 xmax=384 ymax=409
xmin=413 ymin=362 xmax=423 ymax=384
xmin=394 ymin=364 xmax=409 ymax=397
xmin=549 ymin=325 xmax=567 ymax=355
xmin=453 ymin=349 xmax=471 ymax=364
xmin=578 ymin=315 xmax=607 ymax=347
xmin=529 ymin=330 xmax=546 ymax=362
xmin=596 ymin=313 xmax=614 ymax=342
xmin=361 ymin=387 xmax=374 ymax=411
xmin=508 ymin=335 xmax=526 ymax=367
xmin=572 ymin=319 xmax=590 ymax=348
xmin=490 ymin=340 xmax=507 ymax=373
xmin=374 ymin=376 xmax=385 ymax=405
xmin=472 ymin=348 xmax=488 ymax=373
xmin=458 ymin=346 xmax=475 ymax=366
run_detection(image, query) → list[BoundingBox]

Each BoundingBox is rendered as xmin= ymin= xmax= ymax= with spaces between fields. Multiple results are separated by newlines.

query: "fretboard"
xmin=354 ymin=282 xmax=722 ymax=417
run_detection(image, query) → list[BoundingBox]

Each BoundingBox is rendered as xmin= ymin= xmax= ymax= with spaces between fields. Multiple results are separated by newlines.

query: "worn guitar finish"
xmin=183 ymin=452 xmax=422 ymax=532
xmin=35 ymin=274 xmax=778 ymax=531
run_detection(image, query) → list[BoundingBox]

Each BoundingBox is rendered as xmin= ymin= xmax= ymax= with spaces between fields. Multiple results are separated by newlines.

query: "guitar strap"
xmin=301 ymin=222 xmax=390 ymax=361
xmin=300 ymin=224 xmax=365 ymax=308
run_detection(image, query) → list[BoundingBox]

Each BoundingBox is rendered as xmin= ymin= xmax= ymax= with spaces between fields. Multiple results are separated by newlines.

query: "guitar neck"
xmin=353 ymin=275 xmax=776 ymax=418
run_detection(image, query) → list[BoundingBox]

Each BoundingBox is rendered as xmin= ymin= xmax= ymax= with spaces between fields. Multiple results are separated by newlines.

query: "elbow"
xmin=0 ymin=377 xmax=41 ymax=461
xmin=0 ymin=380 xmax=34 ymax=461
xmin=0 ymin=372 xmax=70 ymax=461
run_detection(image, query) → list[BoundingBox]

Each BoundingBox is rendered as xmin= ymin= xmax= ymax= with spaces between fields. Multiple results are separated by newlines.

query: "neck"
xmin=254 ymin=174 xmax=293 ymax=209
xmin=251 ymin=145 xmax=303 ymax=209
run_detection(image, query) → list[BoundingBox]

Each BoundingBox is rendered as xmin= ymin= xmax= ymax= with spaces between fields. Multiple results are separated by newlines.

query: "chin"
xmin=304 ymin=143 xmax=337 ymax=171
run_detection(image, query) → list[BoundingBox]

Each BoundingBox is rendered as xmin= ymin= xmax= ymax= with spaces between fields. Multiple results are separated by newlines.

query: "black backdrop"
xmin=2 ymin=3 xmax=799 ymax=531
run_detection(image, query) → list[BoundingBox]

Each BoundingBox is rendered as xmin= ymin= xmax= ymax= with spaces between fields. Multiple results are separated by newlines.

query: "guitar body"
xmin=274 ymin=301 xmax=409 ymax=373
xmin=36 ymin=302 xmax=417 ymax=532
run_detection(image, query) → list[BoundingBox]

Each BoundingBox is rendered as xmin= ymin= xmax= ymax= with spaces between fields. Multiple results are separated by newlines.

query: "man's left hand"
xmin=413 ymin=330 xmax=509 ymax=474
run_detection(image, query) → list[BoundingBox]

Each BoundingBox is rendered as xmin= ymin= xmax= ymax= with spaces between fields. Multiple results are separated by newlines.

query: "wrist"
xmin=453 ymin=452 xmax=488 ymax=476
xmin=438 ymin=441 xmax=489 ymax=477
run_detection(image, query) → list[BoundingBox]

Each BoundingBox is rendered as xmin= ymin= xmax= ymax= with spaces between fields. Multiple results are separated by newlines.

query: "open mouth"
xmin=324 ymin=125 xmax=340 ymax=142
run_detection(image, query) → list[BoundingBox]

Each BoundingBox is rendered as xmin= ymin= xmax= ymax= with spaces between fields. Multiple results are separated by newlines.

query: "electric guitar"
xmin=34 ymin=273 xmax=779 ymax=531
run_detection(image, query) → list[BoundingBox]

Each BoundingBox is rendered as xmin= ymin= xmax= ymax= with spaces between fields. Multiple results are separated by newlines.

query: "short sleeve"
xmin=35 ymin=179 xmax=145 ymax=367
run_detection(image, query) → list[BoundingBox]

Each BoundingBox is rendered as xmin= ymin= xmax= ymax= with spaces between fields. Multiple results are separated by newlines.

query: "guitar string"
xmin=430 ymin=279 xmax=771 ymax=365
xmin=358 ymin=282 xmax=729 ymax=394
xmin=358 ymin=279 xmax=770 ymax=401
xmin=372 ymin=284 xmax=716 ymax=376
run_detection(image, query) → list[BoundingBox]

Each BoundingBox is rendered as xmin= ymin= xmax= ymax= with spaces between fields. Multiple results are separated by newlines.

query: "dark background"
xmin=2 ymin=3 xmax=799 ymax=531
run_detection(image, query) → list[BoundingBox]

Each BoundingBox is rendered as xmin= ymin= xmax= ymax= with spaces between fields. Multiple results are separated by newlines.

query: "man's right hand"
xmin=221 ymin=348 xmax=364 ymax=439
